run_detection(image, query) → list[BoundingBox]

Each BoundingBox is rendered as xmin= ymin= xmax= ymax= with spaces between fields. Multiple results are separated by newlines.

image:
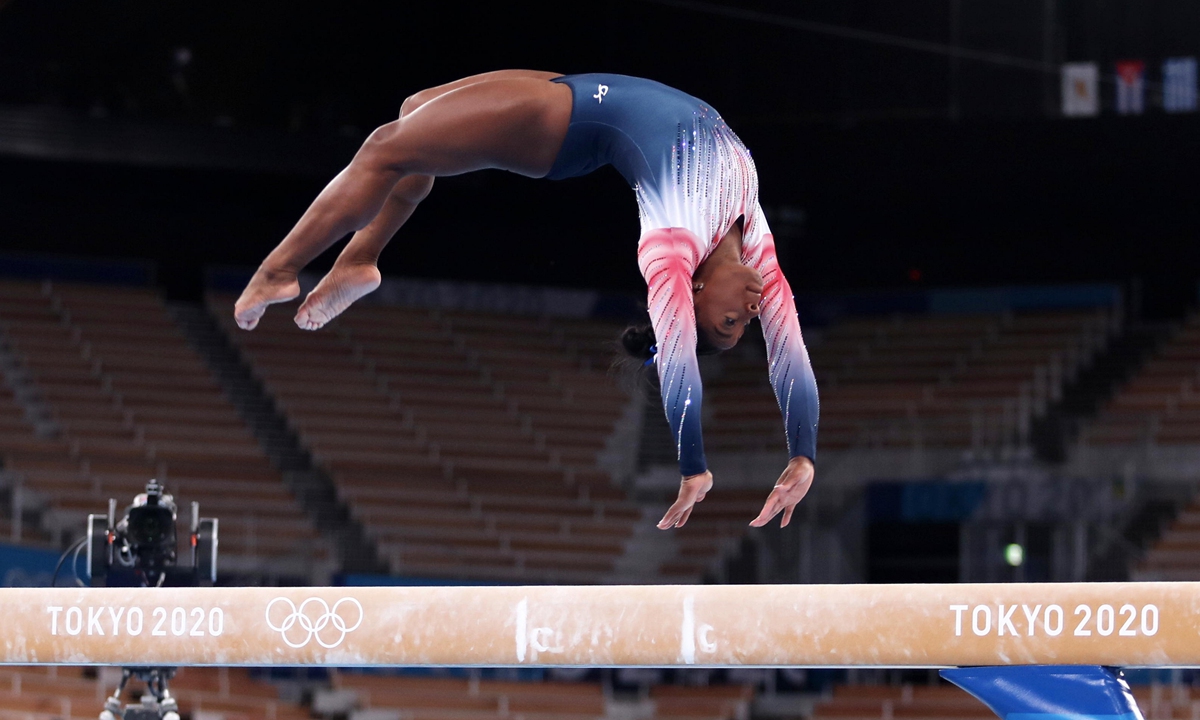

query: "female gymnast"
xmin=233 ymin=70 xmax=819 ymax=530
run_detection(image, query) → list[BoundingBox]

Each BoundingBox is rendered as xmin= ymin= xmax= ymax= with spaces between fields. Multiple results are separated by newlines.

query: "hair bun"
xmin=620 ymin=324 xmax=657 ymax=360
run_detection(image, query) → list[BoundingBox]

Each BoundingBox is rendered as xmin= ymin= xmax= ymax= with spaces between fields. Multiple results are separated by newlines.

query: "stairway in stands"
xmin=1031 ymin=321 xmax=1171 ymax=461
xmin=1072 ymin=310 xmax=1200 ymax=581
xmin=171 ymin=302 xmax=385 ymax=575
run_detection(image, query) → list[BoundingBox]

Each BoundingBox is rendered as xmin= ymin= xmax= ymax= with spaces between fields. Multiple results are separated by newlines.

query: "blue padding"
xmin=867 ymin=480 xmax=988 ymax=522
xmin=0 ymin=253 xmax=154 ymax=286
xmin=942 ymin=666 xmax=1143 ymax=720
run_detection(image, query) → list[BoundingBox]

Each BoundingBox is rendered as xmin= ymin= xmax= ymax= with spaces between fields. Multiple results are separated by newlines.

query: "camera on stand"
xmin=84 ymin=479 xmax=220 ymax=720
xmin=87 ymin=478 xmax=217 ymax=589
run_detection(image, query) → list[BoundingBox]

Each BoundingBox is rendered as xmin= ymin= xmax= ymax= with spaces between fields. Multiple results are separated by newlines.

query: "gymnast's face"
xmin=694 ymin=264 xmax=763 ymax=350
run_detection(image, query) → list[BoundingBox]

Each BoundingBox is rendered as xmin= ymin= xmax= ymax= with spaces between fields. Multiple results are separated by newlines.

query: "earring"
xmin=692 ymin=282 xmax=705 ymax=292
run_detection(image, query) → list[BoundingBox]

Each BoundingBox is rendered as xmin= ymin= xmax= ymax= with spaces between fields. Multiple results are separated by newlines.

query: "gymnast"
xmin=233 ymin=70 xmax=819 ymax=530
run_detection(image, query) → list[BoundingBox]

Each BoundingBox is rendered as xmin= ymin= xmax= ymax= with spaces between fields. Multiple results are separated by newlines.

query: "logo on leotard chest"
xmin=593 ymin=84 xmax=609 ymax=103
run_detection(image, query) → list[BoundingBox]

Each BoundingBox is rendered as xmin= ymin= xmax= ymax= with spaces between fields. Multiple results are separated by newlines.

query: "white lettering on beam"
xmin=949 ymin=603 xmax=1159 ymax=638
xmin=45 ymin=605 xmax=220 ymax=638
xmin=1021 ymin=604 xmax=1042 ymax=636
xmin=513 ymin=597 xmax=562 ymax=663
xmin=680 ymin=595 xmax=717 ymax=664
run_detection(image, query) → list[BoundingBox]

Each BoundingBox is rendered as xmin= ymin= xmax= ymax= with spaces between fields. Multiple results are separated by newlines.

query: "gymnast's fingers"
xmin=749 ymin=490 xmax=784 ymax=527
xmin=658 ymin=471 xmax=711 ymax=529
xmin=658 ymin=496 xmax=690 ymax=529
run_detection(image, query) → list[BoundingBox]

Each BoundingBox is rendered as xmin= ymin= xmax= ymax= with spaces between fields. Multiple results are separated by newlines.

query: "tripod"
xmin=99 ymin=667 xmax=180 ymax=720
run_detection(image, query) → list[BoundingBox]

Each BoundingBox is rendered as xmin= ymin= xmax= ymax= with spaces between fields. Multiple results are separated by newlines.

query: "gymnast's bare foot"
xmin=234 ymin=266 xmax=301 ymax=330
xmin=294 ymin=261 xmax=382 ymax=330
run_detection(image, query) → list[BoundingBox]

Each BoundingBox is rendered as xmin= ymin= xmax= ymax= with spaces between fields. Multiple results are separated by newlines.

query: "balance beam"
xmin=2 ymin=582 xmax=1193 ymax=667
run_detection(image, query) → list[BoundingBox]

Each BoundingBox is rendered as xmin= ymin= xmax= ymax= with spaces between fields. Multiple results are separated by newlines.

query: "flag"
xmin=1115 ymin=60 xmax=1146 ymax=115
xmin=1163 ymin=57 xmax=1198 ymax=113
xmin=1061 ymin=62 xmax=1099 ymax=117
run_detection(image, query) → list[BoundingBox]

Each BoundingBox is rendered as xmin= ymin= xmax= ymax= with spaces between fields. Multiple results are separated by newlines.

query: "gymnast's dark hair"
xmin=620 ymin=323 xmax=722 ymax=361
xmin=612 ymin=322 xmax=721 ymax=397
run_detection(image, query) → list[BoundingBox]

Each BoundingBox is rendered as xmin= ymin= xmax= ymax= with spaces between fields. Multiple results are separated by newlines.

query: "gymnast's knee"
xmin=395 ymin=175 xmax=434 ymax=204
xmin=399 ymin=89 xmax=437 ymax=118
xmin=357 ymin=120 xmax=413 ymax=174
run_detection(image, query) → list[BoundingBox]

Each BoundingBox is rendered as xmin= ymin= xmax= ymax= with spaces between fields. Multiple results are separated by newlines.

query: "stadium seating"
xmin=811 ymin=683 xmax=992 ymax=720
xmin=1136 ymin=499 xmax=1200 ymax=580
xmin=0 ymin=279 xmax=1126 ymax=586
xmin=329 ymin=671 xmax=754 ymax=720
xmin=1074 ymin=313 xmax=1200 ymax=580
xmin=708 ymin=310 xmax=1115 ymax=454
xmin=209 ymin=294 xmax=1118 ymax=583
xmin=0 ymin=665 xmax=308 ymax=720
xmin=0 ymin=280 xmax=331 ymax=580
xmin=0 ymin=664 xmax=1185 ymax=720
xmin=0 ymin=664 xmax=758 ymax=720
xmin=210 ymin=295 xmax=645 ymax=583
xmin=1083 ymin=313 xmax=1200 ymax=447
xmin=659 ymin=310 xmax=1115 ymax=577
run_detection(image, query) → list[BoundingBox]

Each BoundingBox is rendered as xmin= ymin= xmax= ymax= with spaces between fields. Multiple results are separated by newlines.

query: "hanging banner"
xmin=1163 ymin=57 xmax=1198 ymax=113
xmin=1061 ymin=62 xmax=1099 ymax=117
xmin=1115 ymin=60 xmax=1147 ymax=115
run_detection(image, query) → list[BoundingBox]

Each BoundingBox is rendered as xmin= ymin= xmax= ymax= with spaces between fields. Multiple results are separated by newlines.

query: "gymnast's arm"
xmin=745 ymin=233 xmax=819 ymax=528
xmin=637 ymin=228 xmax=714 ymax=530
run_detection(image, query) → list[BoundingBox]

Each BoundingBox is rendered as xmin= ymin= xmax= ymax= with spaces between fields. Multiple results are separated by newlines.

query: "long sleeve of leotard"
xmin=745 ymin=233 xmax=819 ymax=462
xmin=637 ymin=228 xmax=708 ymax=477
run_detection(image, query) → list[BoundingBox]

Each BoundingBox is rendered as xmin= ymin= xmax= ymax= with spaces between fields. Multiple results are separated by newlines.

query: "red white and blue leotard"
xmin=546 ymin=73 xmax=819 ymax=477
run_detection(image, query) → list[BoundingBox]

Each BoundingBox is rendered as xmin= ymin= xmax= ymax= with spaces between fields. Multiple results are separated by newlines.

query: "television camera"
xmin=87 ymin=478 xmax=217 ymax=588
xmin=80 ymin=479 xmax=220 ymax=720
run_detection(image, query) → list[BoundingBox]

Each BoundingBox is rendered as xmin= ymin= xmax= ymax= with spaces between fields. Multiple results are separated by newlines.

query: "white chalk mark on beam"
xmin=698 ymin=621 xmax=716 ymax=655
xmin=681 ymin=594 xmax=696 ymax=664
xmin=515 ymin=598 xmax=527 ymax=663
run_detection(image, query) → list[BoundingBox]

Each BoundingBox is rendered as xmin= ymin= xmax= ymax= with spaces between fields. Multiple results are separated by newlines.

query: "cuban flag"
xmin=1163 ymin=57 xmax=1198 ymax=113
xmin=1115 ymin=60 xmax=1146 ymax=115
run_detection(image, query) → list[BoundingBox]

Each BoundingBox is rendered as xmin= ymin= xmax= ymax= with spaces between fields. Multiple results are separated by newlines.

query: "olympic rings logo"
xmin=265 ymin=597 xmax=364 ymax=649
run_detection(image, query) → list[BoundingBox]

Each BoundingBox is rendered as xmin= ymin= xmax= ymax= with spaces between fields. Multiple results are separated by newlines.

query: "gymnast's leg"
xmin=292 ymin=71 xmax=563 ymax=329
xmin=234 ymin=74 xmax=571 ymax=330
xmin=290 ymin=175 xmax=429 ymax=329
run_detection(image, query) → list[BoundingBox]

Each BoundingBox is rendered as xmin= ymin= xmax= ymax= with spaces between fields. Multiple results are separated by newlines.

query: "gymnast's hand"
xmin=657 ymin=471 xmax=713 ymax=530
xmin=750 ymin=456 xmax=815 ymax=528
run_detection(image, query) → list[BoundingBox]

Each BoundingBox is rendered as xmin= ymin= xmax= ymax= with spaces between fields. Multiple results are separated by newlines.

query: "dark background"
xmin=0 ymin=0 xmax=1197 ymax=313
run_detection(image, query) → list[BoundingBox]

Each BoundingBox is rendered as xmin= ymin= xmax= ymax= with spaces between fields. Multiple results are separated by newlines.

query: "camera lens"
xmin=138 ymin=514 xmax=162 ymax=543
xmin=129 ymin=506 xmax=174 ymax=548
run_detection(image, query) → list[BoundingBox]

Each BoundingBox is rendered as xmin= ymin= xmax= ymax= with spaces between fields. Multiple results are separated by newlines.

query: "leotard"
xmin=547 ymin=73 xmax=819 ymax=477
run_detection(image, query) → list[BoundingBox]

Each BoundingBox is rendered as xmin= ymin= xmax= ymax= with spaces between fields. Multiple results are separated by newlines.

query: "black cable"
xmin=635 ymin=0 xmax=1152 ymax=91
xmin=50 ymin=536 xmax=88 ymax=588
xmin=70 ymin=538 xmax=87 ymax=587
xmin=638 ymin=0 xmax=1054 ymax=74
